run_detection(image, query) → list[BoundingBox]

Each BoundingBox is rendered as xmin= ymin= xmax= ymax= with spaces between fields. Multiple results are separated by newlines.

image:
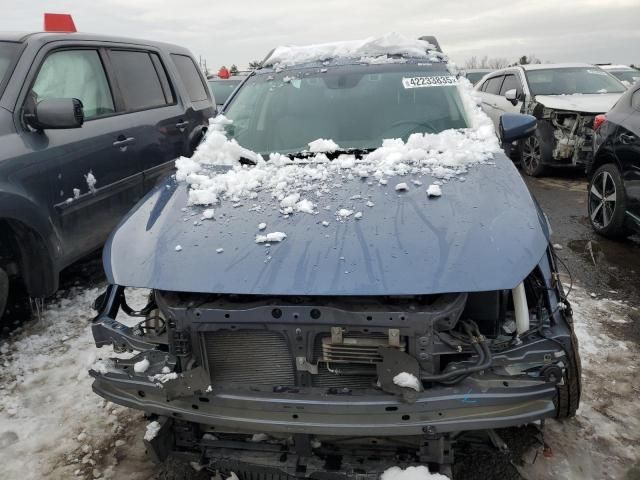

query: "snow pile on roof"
xmin=174 ymin=78 xmax=498 ymax=229
xmin=263 ymin=32 xmax=442 ymax=68
xmin=392 ymin=372 xmax=421 ymax=391
xmin=381 ymin=466 xmax=450 ymax=480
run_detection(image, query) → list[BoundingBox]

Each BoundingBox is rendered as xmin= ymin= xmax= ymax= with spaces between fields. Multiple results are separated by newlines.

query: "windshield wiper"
xmin=284 ymin=147 xmax=377 ymax=160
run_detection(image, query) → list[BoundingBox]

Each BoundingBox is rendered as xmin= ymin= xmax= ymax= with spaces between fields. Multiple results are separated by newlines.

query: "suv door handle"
xmin=175 ymin=120 xmax=189 ymax=131
xmin=113 ymin=136 xmax=136 ymax=150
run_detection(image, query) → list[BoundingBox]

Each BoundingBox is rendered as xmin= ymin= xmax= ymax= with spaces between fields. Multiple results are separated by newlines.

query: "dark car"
xmin=0 ymin=32 xmax=214 ymax=320
xmin=587 ymin=82 xmax=640 ymax=238
xmin=90 ymin=35 xmax=580 ymax=478
xmin=462 ymin=68 xmax=493 ymax=85
xmin=207 ymin=76 xmax=245 ymax=108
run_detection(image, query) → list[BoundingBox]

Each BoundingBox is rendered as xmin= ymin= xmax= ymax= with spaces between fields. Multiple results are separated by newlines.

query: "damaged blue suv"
xmin=90 ymin=34 xmax=581 ymax=478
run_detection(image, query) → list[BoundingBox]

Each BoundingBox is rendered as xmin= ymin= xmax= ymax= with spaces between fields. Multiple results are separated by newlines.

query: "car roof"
xmin=0 ymin=31 xmax=190 ymax=53
xmin=517 ymin=62 xmax=596 ymax=71
xmin=599 ymin=64 xmax=635 ymax=71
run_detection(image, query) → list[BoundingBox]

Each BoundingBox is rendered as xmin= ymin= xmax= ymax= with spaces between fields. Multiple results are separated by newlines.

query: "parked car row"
xmin=0 ymin=31 xmax=215 ymax=321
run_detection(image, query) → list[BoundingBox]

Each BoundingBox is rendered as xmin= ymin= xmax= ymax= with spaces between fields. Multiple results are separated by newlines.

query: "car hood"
xmin=104 ymin=153 xmax=549 ymax=296
xmin=533 ymin=93 xmax=622 ymax=114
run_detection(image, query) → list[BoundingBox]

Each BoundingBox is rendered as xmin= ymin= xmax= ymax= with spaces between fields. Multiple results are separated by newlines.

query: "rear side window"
xmin=171 ymin=54 xmax=209 ymax=102
xmin=500 ymin=74 xmax=520 ymax=96
xmin=109 ymin=50 xmax=167 ymax=111
xmin=485 ymin=76 xmax=504 ymax=95
xmin=31 ymin=49 xmax=114 ymax=119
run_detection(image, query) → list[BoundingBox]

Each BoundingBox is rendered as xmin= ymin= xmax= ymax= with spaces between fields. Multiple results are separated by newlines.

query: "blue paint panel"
xmin=104 ymin=153 xmax=549 ymax=295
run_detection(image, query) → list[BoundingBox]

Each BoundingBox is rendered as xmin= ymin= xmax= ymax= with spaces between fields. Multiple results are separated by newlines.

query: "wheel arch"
xmin=0 ymin=192 xmax=61 ymax=298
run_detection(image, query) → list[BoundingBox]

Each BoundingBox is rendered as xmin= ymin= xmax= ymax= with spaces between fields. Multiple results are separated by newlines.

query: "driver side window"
xmin=31 ymin=49 xmax=115 ymax=120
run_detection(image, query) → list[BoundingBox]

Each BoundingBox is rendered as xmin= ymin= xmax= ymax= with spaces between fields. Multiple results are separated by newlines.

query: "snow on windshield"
xmin=175 ymin=76 xmax=499 ymax=226
xmin=263 ymin=32 xmax=443 ymax=68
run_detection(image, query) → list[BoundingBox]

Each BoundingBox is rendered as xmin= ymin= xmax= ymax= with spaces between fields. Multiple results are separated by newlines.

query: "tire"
xmin=588 ymin=163 xmax=630 ymax=239
xmin=519 ymin=130 xmax=550 ymax=177
xmin=556 ymin=330 xmax=582 ymax=419
xmin=0 ymin=266 xmax=8 ymax=320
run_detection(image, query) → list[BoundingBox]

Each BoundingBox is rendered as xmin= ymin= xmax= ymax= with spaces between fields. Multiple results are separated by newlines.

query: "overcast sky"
xmin=5 ymin=0 xmax=640 ymax=69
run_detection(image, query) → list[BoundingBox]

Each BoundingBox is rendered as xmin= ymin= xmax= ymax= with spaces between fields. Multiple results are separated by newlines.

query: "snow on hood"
xmin=534 ymin=93 xmax=622 ymax=114
xmin=263 ymin=32 xmax=444 ymax=68
xmin=103 ymin=77 xmax=550 ymax=295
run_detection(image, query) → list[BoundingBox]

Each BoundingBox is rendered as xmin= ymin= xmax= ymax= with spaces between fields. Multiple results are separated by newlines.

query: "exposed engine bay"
xmin=528 ymin=102 xmax=596 ymax=166
xmin=89 ymin=250 xmax=580 ymax=478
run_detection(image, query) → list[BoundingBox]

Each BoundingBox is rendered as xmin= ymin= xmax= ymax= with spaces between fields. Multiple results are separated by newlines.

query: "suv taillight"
xmin=593 ymin=114 xmax=607 ymax=131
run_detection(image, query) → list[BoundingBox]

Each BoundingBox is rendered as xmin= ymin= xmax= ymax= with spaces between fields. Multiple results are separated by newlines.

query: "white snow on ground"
xmin=262 ymin=33 xmax=442 ymax=68
xmin=0 ymin=286 xmax=155 ymax=480
xmin=0 ymin=282 xmax=638 ymax=479
xmin=392 ymin=372 xmax=421 ymax=391
xmin=381 ymin=466 xmax=450 ymax=480
xmin=519 ymin=286 xmax=640 ymax=480
xmin=308 ymin=138 xmax=339 ymax=153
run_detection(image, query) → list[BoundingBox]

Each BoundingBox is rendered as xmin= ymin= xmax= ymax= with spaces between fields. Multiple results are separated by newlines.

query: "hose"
xmin=420 ymin=321 xmax=492 ymax=382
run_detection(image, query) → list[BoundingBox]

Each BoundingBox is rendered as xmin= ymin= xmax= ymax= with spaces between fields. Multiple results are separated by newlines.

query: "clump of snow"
xmin=85 ymin=172 xmax=97 ymax=194
xmin=133 ymin=358 xmax=150 ymax=374
xmin=248 ymin=433 xmax=269 ymax=443
xmin=263 ymin=32 xmax=442 ymax=68
xmin=354 ymin=211 xmax=363 ymax=220
xmin=73 ymin=188 xmax=81 ymax=199
xmin=392 ymin=372 xmax=421 ymax=391
xmin=226 ymin=473 xmax=240 ymax=480
xmin=395 ymin=182 xmax=409 ymax=192
xmin=321 ymin=220 xmax=330 ymax=227
xmin=175 ymin=245 xmax=182 ymax=252
xmin=296 ymin=198 xmax=316 ymax=214
xmin=202 ymin=208 xmax=215 ymax=219
xmin=337 ymin=209 xmax=353 ymax=218
xmin=426 ymin=184 xmax=442 ymax=197
xmin=255 ymin=232 xmax=287 ymax=243
xmin=381 ymin=466 xmax=450 ymax=480
xmin=148 ymin=372 xmax=178 ymax=384
xmin=258 ymin=222 xmax=267 ymax=230
xmin=308 ymin=138 xmax=339 ymax=153
xmin=360 ymin=55 xmax=408 ymax=65
xmin=216 ymin=248 xmax=224 ymax=254
xmin=143 ymin=421 xmax=161 ymax=442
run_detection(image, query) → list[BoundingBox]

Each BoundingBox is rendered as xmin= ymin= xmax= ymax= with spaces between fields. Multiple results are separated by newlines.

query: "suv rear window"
xmin=110 ymin=50 xmax=168 ymax=111
xmin=171 ymin=54 xmax=208 ymax=102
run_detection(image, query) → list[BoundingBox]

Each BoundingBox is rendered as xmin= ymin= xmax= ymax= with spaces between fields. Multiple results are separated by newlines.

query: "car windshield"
xmin=208 ymin=79 xmax=242 ymax=105
xmin=223 ymin=66 xmax=470 ymax=155
xmin=609 ymin=70 xmax=640 ymax=85
xmin=525 ymin=67 xmax=626 ymax=96
xmin=0 ymin=42 xmax=19 ymax=94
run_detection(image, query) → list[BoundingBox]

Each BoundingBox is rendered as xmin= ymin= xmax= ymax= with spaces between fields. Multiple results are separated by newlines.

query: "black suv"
xmin=0 ymin=32 xmax=215 ymax=320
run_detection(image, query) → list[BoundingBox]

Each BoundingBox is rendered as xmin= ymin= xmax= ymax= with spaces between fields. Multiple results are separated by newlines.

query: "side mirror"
xmin=499 ymin=113 xmax=536 ymax=143
xmin=504 ymin=89 xmax=518 ymax=105
xmin=25 ymin=98 xmax=84 ymax=130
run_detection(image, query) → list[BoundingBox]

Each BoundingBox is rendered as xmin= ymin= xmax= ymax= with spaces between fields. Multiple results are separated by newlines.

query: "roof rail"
xmin=419 ymin=36 xmax=442 ymax=53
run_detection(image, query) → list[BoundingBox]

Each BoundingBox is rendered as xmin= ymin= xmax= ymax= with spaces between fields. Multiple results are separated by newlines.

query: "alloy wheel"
xmin=589 ymin=170 xmax=617 ymax=229
xmin=522 ymin=136 xmax=541 ymax=174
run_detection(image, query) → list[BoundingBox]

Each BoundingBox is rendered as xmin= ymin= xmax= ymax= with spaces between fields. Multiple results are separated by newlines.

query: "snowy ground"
xmin=0 ymin=282 xmax=638 ymax=480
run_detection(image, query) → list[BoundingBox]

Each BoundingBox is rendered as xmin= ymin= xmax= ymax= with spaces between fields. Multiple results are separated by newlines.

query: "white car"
xmin=474 ymin=63 xmax=626 ymax=176
xmin=599 ymin=64 xmax=640 ymax=87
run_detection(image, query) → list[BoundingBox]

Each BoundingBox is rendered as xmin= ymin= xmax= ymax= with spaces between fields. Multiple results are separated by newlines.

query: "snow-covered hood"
xmin=103 ymin=153 xmax=549 ymax=296
xmin=533 ymin=93 xmax=622 ymax=114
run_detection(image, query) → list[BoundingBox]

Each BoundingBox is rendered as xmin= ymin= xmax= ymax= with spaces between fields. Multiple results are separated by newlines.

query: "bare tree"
xmin=487 ymin=57 xmax=509 ymax=69
xmin=463 ymin=55 xmax=507 ymax=70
